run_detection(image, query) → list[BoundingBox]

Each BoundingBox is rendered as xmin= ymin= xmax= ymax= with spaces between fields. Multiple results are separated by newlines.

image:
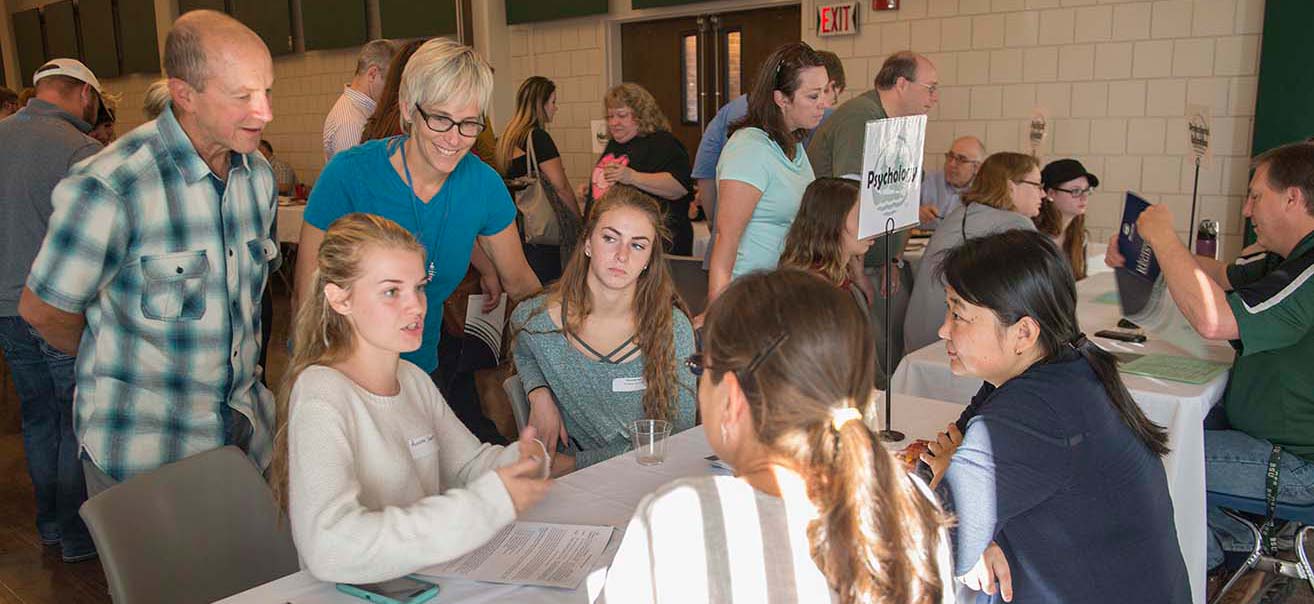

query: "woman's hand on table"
xmin=527 ymin=388 xmax=568 ymax=456
xmin=550 ymin=453 xmax=577 ymax=478
xmin=920 ymin=422 xmax=962 ymax=489
xmin=959 ymin=542 xmax=1013 ymax=602
xmin=497 ymin=426 xmax=553 ymax=514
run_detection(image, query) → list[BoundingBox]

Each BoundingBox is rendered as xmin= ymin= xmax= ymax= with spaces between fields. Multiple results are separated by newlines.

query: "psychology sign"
xmin=858 ymin=114 xmax=926 ymax=239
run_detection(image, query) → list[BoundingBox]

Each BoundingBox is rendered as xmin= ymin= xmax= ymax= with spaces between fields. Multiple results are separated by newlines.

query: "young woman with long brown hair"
xmin=603 ymin=269 xmax=952 ymax=603
xmin=1035 ymin=158 xmax=1099 ymax=281
xmin=510 ymin=185 xmax=697 ymax=474
xmin=270 ymin=213 xmax=550 ymax=583
xmin=904 ymin=152 xmax=1045 ymax=354
xmin=779 ymin=177 xmax=876 ymax=312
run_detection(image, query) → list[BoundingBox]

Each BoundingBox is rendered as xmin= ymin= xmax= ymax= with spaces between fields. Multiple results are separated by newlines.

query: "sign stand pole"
xmin=1187 ymin=157 xmax=1201 ymax=252
xmin=879 ymin=217 xmax=905 ymax=443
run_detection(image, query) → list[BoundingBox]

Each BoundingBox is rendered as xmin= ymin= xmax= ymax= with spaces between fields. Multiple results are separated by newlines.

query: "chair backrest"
xmin=504 ymin=374 xmax=530 ymax=432
xmin=80 ymin=446 xmax=299 ymax=604
xmin=667 ymin=255 xmax=709 ymax=316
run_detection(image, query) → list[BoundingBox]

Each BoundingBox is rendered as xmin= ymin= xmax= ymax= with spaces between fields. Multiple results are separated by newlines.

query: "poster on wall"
xmin=857 ymin=114 xmax=926 ymax=239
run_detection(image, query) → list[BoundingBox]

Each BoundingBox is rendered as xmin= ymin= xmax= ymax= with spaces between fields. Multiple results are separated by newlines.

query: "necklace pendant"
xmin=427 ymin=261 xmax=437 ymax=280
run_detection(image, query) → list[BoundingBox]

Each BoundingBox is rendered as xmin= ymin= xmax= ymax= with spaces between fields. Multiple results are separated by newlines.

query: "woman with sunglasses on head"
xmin=705 ymin=42 xmax=831 ymax=311
xmin=921 ymin=230 xmax=1188 ymax=602
xmin=604 ymin=269 xmax=954 ymax=604
xmin=294 ymin=39 xmax=541 ymax=387
xmin=511 ymin=185 xmax=696 ymax=475
xmin=1034 ymin=159 xmax=1099 ymax=281
xmin=904 ymin=152 xmax=1045 ymax=355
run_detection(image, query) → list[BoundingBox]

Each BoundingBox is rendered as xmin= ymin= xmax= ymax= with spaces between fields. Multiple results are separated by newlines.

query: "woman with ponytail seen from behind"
xmin=603 ymin=269 xmax=953 ymax=604
xmin=922 ymin=229 xmax=1189 ymax=602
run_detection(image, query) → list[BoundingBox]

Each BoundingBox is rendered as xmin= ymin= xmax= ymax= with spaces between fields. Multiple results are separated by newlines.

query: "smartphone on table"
xmin=336 ymin=575 xmax=440 ymax=604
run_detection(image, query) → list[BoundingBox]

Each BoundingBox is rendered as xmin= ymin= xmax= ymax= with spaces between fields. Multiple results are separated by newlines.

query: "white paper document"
xmin=415 ymin=522 xmax=615 ymax=590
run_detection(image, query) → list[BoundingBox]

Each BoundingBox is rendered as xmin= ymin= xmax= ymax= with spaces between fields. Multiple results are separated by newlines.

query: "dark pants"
xmin=432 ymin=328 xmax=508 ymax=445
xmin=522 ymin=243 xmax=563 ymax=285
xmin=0 ymin=316 xmax=94 ymax=558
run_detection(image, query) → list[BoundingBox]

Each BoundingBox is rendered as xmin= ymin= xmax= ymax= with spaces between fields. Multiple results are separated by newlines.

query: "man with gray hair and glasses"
xmin=323 ymin=39 xmax=397 ymax=160
xmin=920 ymin=136 xmax=986 ymax=229
xmin=20 ymin=10 xmax=279 ymax=493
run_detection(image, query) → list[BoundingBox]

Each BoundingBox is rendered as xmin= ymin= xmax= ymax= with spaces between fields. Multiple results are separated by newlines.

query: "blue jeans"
xmin=0 ymin=316 xmax=94 ymax=557
xmin=1204 ymin=428 xmax=1314 ymax=569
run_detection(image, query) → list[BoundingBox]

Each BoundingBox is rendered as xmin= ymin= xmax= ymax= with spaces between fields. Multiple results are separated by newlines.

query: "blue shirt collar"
xmin=155 ymin=104 xmax=252 ymax=185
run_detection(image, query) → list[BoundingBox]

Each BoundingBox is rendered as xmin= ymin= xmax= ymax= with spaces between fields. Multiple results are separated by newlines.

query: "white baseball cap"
xmin=33 ymin=58 xmax=102 ymax=95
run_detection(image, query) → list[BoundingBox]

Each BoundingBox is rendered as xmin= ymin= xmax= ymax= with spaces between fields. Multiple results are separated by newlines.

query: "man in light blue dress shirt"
xmin=919 ymin=135 xmax=985 ymax=230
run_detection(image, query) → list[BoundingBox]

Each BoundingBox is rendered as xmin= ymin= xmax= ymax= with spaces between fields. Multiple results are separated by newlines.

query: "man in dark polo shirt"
xmin=1108 ymin=141 xmax=1314 ymax=586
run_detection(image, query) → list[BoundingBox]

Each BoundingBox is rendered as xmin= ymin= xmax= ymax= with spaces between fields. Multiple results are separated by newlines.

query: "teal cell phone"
xmin=335 ymin=575 xmax=440 ymax=604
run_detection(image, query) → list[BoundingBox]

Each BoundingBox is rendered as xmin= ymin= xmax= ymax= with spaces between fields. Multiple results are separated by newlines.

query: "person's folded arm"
xmin=478 ymin=224 xmax=542 ymax=301
xmin=623 ymin=169 xmax=688 ymax=200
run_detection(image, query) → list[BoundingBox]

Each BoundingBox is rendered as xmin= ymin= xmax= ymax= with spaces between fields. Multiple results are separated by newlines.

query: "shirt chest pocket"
xmin=247 ymin=238 xmax=278 ymax=298
xmin=140 ymin=251 xmax=210 ymax=322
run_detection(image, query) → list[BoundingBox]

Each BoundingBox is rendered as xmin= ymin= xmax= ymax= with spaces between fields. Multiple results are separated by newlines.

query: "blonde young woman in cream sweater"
xmin=269 ymin=213 xmax=551 ymax=584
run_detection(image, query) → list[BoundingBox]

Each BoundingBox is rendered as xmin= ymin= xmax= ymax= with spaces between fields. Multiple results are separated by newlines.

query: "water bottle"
xmin=1196 ymin=219 xmax=1219 ymax=259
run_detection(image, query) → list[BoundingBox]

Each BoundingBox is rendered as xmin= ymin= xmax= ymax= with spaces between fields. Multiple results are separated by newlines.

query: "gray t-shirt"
xmin=0 ymin=99 xmax=102 ymax=315
xmin=904 ymin=203 xmax=1036 ymax=353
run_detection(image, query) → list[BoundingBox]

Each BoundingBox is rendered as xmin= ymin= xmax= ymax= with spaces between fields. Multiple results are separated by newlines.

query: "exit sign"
xmin=817 ymin=2 xmax=858 ymax=37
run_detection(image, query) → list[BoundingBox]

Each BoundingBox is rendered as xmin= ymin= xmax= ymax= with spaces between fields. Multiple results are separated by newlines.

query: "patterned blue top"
xmin=26 ymin=105 xmax=279 ymax=481
xmin=306 ymin=137 xmax=516 ymax=373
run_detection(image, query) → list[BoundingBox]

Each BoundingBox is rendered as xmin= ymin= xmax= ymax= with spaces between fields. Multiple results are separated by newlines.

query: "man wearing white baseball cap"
xmin=0 ymin=57 xmax=104 ymax=563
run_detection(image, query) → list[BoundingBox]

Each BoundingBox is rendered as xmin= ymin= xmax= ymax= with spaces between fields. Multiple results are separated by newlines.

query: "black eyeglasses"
xmin=1051 ymin=185 xmax=1094 ymax=198
xmin=1014 ymin=179 xmax=1044 ymax=190
xmin=944 ymin=151 xmax=979 ymax=166
xmin=414 ymin=104 xmax=486 ymax=138
xmin=685 ymin=332 xmax=789 ymax=377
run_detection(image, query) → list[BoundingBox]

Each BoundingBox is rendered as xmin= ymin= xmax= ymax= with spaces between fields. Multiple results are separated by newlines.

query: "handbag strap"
xmin=525 ymin=129 xmax=540 ymax=180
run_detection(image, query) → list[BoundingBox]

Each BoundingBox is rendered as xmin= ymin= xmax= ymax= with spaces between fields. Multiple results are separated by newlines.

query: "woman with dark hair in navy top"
xmin=920 ymin=229 xmax=1189 ymax=603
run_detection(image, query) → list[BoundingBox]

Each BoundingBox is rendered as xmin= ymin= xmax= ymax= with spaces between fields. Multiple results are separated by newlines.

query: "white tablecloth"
xmin=218 ymin=394 xmax=963 ymax=604
xmin=276 ymin=200 xmax=305 ymax=245
xmin=890 ymin=270 xmax=1232 ymax=603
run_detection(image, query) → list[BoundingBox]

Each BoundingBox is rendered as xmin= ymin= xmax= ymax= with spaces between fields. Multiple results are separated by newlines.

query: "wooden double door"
xmin=620 ymin=4 xmax=802 ymax=158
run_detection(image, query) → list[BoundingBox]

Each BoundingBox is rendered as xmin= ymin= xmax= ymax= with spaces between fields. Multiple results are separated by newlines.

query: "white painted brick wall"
xmin=805 ymin=0 xmax=1264 ymax=256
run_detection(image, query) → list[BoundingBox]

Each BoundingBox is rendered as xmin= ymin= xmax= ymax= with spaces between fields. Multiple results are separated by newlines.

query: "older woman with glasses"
xmin=903 ymin=152 xmax=1045 ymax=355
xmin=1035 ymin=159 xmax=1099 ymax=280
xmin=295 ymin=38 xmax=541 ymax=381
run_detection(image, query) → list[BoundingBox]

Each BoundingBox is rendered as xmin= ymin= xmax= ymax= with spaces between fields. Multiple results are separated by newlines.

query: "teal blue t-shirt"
xmin=305 ymin=136 xmax=516 ymax=372
xmin=716 ymin=127 xmax=814 ymax=279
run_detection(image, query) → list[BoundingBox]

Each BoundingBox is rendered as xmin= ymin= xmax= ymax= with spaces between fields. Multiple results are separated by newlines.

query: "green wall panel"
xmin=178 ymin=0 xmax=228 ymax=14
xmin=303 ymin=0 xmax=367 ymax=50
xmin=380 ymin=0 xmax=456 ymax=39
xmin=631 ymin=0 xmax=708 ymax=8
xmin=42 ymin=1 xmax=79 ymax=60
xmin=14 ymin=9 xmax=46 ymax=86
xmin=506 ymin=0 xmax=607 ymax=25
xmin=231 ymin=0 xmax=294 ymax=55
xmin=118 ymin=0 xmax=161 ymax=74
xmin=78 ymin=0 xmax=120 ymax=79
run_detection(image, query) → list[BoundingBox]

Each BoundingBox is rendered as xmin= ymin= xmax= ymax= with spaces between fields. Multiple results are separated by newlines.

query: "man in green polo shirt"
xmin=1109 ymin=141 xmax=1314 ymax=586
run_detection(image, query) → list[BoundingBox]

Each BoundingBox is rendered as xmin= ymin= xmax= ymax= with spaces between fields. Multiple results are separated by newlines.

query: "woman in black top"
xmin=922 ymin=230 xmax=1189 ymax=603
xmin=586 ymin=83 xmax=694 ymax=255
xmin=497 ymin=76 xmax=581 ymax=284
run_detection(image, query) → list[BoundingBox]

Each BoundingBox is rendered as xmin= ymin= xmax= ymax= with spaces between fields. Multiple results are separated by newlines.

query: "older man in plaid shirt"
xmin=20 ymin=10 xmax=278 ymax=490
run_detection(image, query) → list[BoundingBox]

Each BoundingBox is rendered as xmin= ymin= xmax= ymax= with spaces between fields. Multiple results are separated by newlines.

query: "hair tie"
xmin=831 ymin=407 xmax=862 ymax=432
xmin=1069 ymin=333 xmax=1089 ymax=350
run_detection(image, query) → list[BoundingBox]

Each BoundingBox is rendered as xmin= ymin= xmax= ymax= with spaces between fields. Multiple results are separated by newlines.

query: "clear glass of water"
xmin=631 ymin=419 xmax=672 ymax=465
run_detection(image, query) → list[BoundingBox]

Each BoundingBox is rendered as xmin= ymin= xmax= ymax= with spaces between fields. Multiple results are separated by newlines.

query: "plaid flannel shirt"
xmin=26 ymin=105 xmax=280 ymax=481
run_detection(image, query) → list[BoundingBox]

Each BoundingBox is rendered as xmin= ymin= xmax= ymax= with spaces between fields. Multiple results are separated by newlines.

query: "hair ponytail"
xmin=809 ymin=413 xmax=947 ymax=604
xmin=1072 ymin=337 xmax=1170 ymax=457
xmin=703 ymin=270 xmax=948 ymax=604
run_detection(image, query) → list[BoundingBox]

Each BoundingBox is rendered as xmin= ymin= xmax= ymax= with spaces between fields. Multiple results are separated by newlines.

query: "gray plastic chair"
xmin=504 ymin=374 xmax=530 ymax=432
xmin=79 ymin=446 xmax=299 ymax=604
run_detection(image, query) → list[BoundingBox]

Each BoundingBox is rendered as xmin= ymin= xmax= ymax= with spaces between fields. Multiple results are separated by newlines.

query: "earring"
xmin=585 ymin=249 xmax=591 ymax=258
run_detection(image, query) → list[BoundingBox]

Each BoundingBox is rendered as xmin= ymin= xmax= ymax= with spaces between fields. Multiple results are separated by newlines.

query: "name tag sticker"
xmin=612 ymin=376 xmax=646 ymax=392
xmin=408 ymin=433 xmax=437 ymax=459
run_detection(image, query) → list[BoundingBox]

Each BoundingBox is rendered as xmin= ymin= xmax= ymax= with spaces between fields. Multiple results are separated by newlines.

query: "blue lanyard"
xmin=396 ymin=135 xmax=451 ymax=281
